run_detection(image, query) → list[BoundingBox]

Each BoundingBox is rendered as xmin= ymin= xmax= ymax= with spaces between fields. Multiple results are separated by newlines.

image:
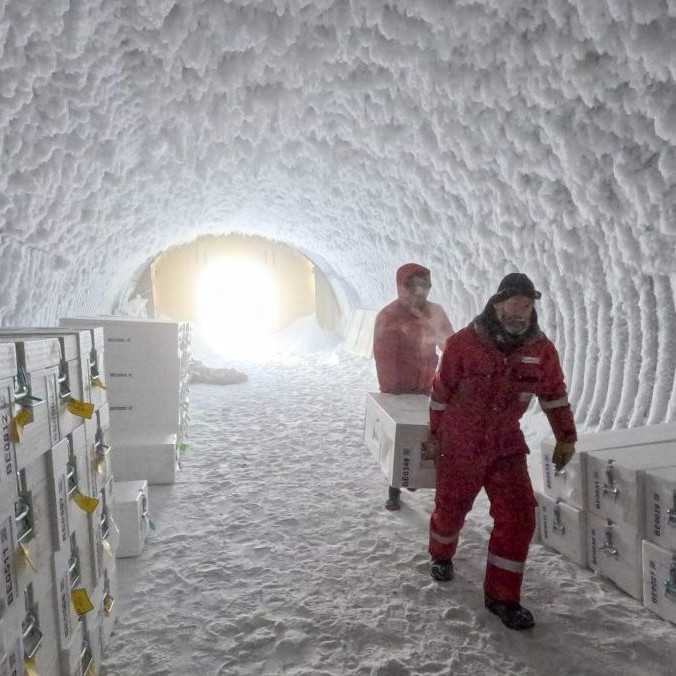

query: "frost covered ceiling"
xmin=1 ymin=0 xmax=676 ymax=427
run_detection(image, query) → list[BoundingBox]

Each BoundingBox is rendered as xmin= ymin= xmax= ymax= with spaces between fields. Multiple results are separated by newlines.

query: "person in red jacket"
xmin=425 ymin=272 xmax=576 ymax=630
xmin=373 ymin=263 xmax=453 ymax=510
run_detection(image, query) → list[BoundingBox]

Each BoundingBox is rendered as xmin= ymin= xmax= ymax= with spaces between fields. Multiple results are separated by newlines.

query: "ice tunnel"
xmin=2 ymin=3 xmax=676 ymax=426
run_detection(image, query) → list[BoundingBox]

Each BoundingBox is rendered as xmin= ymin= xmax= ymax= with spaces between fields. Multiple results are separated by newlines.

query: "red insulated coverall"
xmin=373 ymin=264 xmax=453 ymax=395
xmin=428 ymin=320 xmax=576 ymax=603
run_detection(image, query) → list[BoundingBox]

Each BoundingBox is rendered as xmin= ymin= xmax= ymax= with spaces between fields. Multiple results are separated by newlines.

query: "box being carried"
xmin=364 ymin=393 xmax=435 ymax=489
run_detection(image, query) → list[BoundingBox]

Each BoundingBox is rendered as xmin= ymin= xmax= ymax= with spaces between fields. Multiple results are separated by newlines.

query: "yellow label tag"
xmin=66 ymin=399 xmax=95 ymax=419
xmin=102 ymin=539 xmax=113 ymax=558
xmin=71 ymin=588 xmax=94 ymax=616
xmin=18 ymin=542 xmax=37 ymax=572
xmin=10 ymin=408 xmax=31 ymax=442
xmin=24 ymin=657 xmax=39 ymax=676
xmin=91 ymin=377 xmax=107 ymax=390
xmin=72 ymin=491 xmax=99 ymax=514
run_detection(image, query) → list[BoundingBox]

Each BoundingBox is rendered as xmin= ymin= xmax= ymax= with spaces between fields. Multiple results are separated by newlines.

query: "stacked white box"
xmin=364 ymin=393 xmax=435 ymax=489
xmin=115 ymin=480 xmax=150 ymax=558
xmin=0 ymin=336 xmax=62 ymax=470
xmin=60 ymin=316 xmax=189 ymax=484
xmin=541 ymin=422 xmax=676 ymax=509
xmin=587 ymin=512 xmax=644 ymax=600
xmin=535 ymin=492 xmax=587 ymax=567
xmin=112 ymin=434 xmax=178 ymax=485
xmin=0 ymin=328 xmax=114 ymax=675
xmin=60 ymin=316 xmax=180 ymax=439
xmin=642 ymin=540 xmax=676 ymax=624
xmin=643 ymin=466 xmax=676 ymax=551
xmin=84 ymin=405 xmax=113 ymax=497
xmin=0 ymin=328 xmax=102 ymax=434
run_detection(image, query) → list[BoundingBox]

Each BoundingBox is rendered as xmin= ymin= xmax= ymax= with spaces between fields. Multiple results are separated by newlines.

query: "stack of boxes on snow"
xmin=537 ymin=422 xmax=676 ymax=624
xmin=0 ymin=328 xmax=116 ymax=674
xmin=60 ymin=317 xmax=191 ymax=486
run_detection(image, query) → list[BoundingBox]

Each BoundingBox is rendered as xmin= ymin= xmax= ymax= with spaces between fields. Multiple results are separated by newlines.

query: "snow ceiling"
xmin=1 ymin=0 xmax=676 ymax=428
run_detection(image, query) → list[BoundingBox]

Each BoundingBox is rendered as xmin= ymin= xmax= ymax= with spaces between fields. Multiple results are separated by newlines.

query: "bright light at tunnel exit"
xmin=196 ymin=258 xmax=280 ymax=359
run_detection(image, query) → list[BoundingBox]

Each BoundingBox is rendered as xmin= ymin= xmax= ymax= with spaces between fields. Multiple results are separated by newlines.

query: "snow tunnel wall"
xmin=1 ymin=1 xmax=676 ymax=430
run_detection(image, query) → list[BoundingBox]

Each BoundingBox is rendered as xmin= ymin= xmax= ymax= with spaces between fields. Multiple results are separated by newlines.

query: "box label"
xmin=649 ymin=559 xmax=658 ymax=605
xmin=544 ymin=455 xmax=552 ymax=490
xmin=46 ymin=370 xmax=61 ymax=444
xmin=0 ymin=386 xmax=15 ymax=479
xmin=653 ymin=493 xmax=662 ymax=538
xmin=0 ymin=516 xmax=17 ymax=610
xmin=593 ymin=470 xmax=601 ymax=510
xmin=57 ymin=564 xmax=73 ymax=644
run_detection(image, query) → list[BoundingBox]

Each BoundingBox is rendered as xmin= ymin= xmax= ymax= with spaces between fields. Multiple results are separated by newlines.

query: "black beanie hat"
xmin=493 ymin=272 xmax=541 ymax=302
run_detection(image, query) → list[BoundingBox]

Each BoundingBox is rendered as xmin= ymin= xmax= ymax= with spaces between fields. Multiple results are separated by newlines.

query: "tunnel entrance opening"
xmin=196 ymin=256 xmax=279 ymax=358
xmin=143 ymin=234 xmax=342 ymax=360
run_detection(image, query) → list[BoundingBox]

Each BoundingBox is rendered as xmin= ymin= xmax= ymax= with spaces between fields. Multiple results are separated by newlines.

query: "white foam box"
xmin=364 ymin=393 xmax=435 ymax=489
xmin=23 ymin=580 xmax=61 ymax=675
xmin=0 ymin=336 xmax=62 ymax=469
xmin=112 ymin=433 xmax=178 ymax=485
xmin=643 ymin=466 xmax=676 ymax=551
xmin=115 ymin=480 xmax=149 ymax=558
xmin=0 ymin=478 xmax=19 ymax=616
xmin=642 ymin=539 xmax=676 ymax=625
xmin=13 ymin=458 xmax=58 ymax=604
xmin=91 ymin=566 xmax=117 ymax=657
xmin=57 ymin=618 xmax=93 ymax=676
xmin=52 ymin=547 xmax=85 ymax=652
xmin=586 ymin=442 xmax=676 ymax=531
xmin=0 ymin=615 xmax=23 ymax=676
xmin=0 ymin=330 xmax=88 ymax=439
xmin=587 ymin=512 xmax=643 ymax=600
xmin=541 ymin=422 xmax=676 ymax=509
xmin=535 ymin=492 xmax=587 ymax=566
xmin=58 ymin=320 xmax=107 ymax=409
xmin=46 ymin=431 xmax=95 ymax=558
xmin=84 ymin=404 xmax=112 ymax=496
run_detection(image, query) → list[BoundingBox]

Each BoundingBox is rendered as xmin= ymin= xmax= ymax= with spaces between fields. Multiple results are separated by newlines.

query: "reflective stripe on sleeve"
xmin=520 ymin=356 xmax=541 ymax=364
xmin=539 ymin=397 xmax=569 ymax=410
xmin=487 ymin=552 xmax=525 ymax=574
xmin=429 ymin=398 xmax=447 ymax=412
xmin=430 ymin=529 xmax=459 ymax=545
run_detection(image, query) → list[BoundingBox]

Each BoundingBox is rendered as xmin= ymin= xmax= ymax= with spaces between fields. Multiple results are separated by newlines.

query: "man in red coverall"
xmin=373 ymin=263 xmax=453 ymax=510
xmin=425 ymin=273 xmax=576 ymax=630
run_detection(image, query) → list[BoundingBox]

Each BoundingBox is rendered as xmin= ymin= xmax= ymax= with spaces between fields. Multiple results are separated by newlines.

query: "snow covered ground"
xmin=104 ymin=350 xmax=676 ymax=676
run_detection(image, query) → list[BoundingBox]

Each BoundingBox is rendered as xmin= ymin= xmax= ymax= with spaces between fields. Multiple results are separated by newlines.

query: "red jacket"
xmin=430 ymin=321 xmax=576 ymax=456
xmin=373 ymin=264 xmax=453 ymax=394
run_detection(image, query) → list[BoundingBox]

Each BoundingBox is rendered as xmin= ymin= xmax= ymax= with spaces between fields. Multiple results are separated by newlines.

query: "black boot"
xmin=385 ymin=486 xmax=401 ymax=511
xmin=484 ymin=594 xmax=535 ymax=630
xmin=430 ymin=559 xmax=454 ymax=581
